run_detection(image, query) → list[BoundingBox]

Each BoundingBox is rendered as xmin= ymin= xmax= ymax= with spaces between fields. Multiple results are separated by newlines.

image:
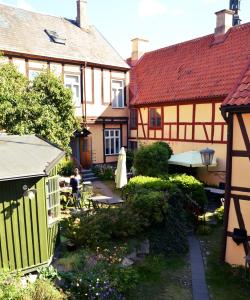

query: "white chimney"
xmin=131 ymin=38 xmax=149 ymax=62
xmin=214 ymin=9 xmax=234 ymax=36
xmin=76 ymin=0 xmax=89 ymax=30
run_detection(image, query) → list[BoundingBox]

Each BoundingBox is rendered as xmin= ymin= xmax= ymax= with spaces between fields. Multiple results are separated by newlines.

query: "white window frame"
xmin=64 ymin=74 xmax=81 ymax=107
xmin=111 ymin=79 xmax=125 ymax=108
xmin=104 ymin=129 xmax=121 ymax=156
xmin=46 ymin=175 xmax=61 ymax=225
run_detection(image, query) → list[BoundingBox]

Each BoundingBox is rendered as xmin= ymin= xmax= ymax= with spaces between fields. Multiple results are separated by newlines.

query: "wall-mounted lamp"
xmin=23 ymin=185 xmax=37 ymax=200
xmin=200 ymin=148 xmax=226 ymax=173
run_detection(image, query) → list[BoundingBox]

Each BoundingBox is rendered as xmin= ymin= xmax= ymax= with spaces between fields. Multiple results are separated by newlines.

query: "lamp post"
xmin=200 ymin=148 xmax=215 ymax=167
xmin=199 ymin=148 xmax=226 ymax=173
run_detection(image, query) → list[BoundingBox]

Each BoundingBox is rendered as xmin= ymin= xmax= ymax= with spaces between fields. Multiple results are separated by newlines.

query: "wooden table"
xmin=204 ymin=187 xmax=225 ymax=195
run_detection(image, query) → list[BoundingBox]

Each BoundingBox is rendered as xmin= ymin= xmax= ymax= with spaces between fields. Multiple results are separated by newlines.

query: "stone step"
xmin=83 ymin=176 xmax=98 ymax=182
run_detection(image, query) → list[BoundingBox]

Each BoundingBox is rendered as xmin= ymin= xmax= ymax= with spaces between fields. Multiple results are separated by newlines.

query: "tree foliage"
xmin=0 ymin=62 xmax=79 ymax=152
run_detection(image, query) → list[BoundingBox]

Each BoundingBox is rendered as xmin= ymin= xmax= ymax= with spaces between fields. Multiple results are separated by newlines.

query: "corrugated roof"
xmin=0 ymin=4 xmax=129 ymax=69
xmin=222 ymin=60 xmax=250 ymax=107
xmin=129 ymin=22 xmax=250 ymax=106
xmin=0 ymin=135 xmax=65 ymax=181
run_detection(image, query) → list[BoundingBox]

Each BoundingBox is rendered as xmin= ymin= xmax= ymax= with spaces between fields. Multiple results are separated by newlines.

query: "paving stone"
xmin=188 ymin=235 xmax=210 ymax=300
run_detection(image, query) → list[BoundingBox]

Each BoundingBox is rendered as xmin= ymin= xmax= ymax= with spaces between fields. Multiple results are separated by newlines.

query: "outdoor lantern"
xmin=23 ymin=185 xmax=37 ymax=200
xmin=200 ymin=148 xmax=215 ymax=166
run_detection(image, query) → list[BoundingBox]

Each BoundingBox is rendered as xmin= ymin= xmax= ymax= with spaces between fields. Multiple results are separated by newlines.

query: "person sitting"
xmin=70 ymin=168 xmax=82 ymax=209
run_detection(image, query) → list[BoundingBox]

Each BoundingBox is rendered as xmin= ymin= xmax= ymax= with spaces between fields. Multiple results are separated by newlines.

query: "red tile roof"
xmin=130 ymin=23 xmax=250 ymax=106
xmin=222 ymin=60 xmax=250 ymax=107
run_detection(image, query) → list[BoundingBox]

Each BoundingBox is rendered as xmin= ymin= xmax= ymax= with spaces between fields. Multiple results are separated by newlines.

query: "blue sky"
xmin=0 ymin=0 xmax=249 ymax=58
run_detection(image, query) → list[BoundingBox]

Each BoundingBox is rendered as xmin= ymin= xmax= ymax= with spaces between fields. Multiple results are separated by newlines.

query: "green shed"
xmin=0 ymin=135 xmax=65 ymax=273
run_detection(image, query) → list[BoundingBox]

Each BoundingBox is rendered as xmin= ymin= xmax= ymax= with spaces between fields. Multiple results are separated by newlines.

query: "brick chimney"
xmin=76 ymin=0 xmax=89 ymax=30
xmin=214 ymin=9 xmax=234 ymax=36
xmin=131 ymin=38 xmax=149 ymax=62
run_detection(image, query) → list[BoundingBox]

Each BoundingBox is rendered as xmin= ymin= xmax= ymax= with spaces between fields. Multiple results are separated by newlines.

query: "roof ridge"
xmin=142 ymin=21 xmax=250 ymax=58
xmin=0 ymin=2 xmax=72 ymax=22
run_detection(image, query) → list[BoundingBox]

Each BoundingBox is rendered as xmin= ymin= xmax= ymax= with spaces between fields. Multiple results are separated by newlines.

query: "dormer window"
xmin=45 ymin=29 xmax=66 ymax=45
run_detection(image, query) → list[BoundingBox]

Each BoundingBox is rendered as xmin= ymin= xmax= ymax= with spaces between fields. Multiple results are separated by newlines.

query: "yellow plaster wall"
xmin=195 ymin=104 xmax=212 ymax=122
xmin=231 ymin=157 xmax=250 ymax=188
xmin=179 ymin=105 xmax=193 ymax=122
xmin=89 ymin=123 xmax=128 ymax=164
xmin=225 ymin=113 xmax=250 ymax=266
xmin=164 ymin=106 xmax=177 ymax=122
xmin=215 ymin=103 xmax=225 ymax=122
xmin=226 ymin=198 xmax=250 ymax=265
xmin=88 ymin=124 xmax=104 ymax=164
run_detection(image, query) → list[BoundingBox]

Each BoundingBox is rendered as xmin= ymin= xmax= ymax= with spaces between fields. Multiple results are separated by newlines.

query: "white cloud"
xmin=138 ymin=0 xmax=167 ymax=17
xmin=16 ymin=0 xmax=34 ymax=11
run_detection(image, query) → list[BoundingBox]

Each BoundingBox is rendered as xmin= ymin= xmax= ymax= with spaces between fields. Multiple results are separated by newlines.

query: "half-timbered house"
xmin=129 ymin=9 xmax=250 ymax=185
xmin=221 ymin=60 xmax=250 ymax=266
xmin=0 ymin=1 xmax=130 ymax=168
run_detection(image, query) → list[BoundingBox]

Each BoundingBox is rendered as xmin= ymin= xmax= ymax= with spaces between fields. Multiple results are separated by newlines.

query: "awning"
xmin=168 ymin=151 xmax=217 ymax=168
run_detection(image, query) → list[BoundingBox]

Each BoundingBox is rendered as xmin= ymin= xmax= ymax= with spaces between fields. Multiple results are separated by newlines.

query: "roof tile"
xmin=130 ymin=23 xmax=250 ymax=105
xmin=0 ymin=4 xmax=129 ymax=69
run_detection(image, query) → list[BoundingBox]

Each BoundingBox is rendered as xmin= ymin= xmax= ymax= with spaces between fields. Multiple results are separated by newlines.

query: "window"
xmin=64 ymin=74 xmax=81 ymax=107
xmin=45 ymin=29 xmax=66 ymax=45
xmin=105 ymin=129 xmax=121 ymax=155
xmin=29 ymin=70 xmax=40 ymax=81
xmin=130 ymin=109 xmax=138 ymax=129
xmin=149 ymin=108 xmax=162 ymax=129
xmin=112 ymin=80 xmax=124 ymax=108
xmin=129 ymin=141 xmax=138 ymax=151
xmin=46 ymin=175 xmax=60 ymax=224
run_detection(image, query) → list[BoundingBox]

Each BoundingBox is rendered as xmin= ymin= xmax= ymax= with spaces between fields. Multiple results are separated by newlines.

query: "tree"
xmin=0 ymin=62 xmax=79 ymax=153
xmin=134 ymin=142 xmax=173 ymax=177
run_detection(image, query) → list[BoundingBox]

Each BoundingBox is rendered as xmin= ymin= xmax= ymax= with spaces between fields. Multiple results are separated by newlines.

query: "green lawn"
xmin=199 ymin=226 xmax=250 ymax=300
xmin=128 ymin=255 xmax=192 ymax=300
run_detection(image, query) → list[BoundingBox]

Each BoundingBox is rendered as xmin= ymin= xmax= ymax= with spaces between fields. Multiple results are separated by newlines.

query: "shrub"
xmin=123 ymin=176 xmax=171 ymax=196
xmin=168 ymin=174 xmax=207 ymax=208
xmin=60 ymin=246 xmax=138 ymax=299
xmin=133 ymin=142 xmax=173 ymax=177
xmin=38 ymin=265 xmax=60 ymax=281
xmin=196 ymin=224 xmax=212 ymax=235
xmin=149 ymin=189 xmax=188 ymax=255
xmin=126 ymin=149 xmax=135 ymax=171
xmin=126 ymin=189 xmax=168 ymax=226
xmin=27 ymin=279 xmax=65 ymax=300
xmin=124 ymin=174 xmax=206 ymax=210
xmin=0 ymin=270 xmax=65 ymax=300
xmin=92 ymin=164 xmax=114 ymax=180
xmin=64 ymin=188 xmax=169 ymax=248
xmin=214 ymin=205 xmax=224 ymax=224
xmin=58 ymin=158 xmax=75 ymax=177
xmin=64 ymin=208 xmax=143 ymax=248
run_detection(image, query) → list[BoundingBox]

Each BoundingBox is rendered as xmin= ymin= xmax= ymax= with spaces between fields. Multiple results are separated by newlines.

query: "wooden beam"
xmin=233 ymin=196 xmax=249 ymax=255
xmin=237 ymin=113 xmax=250 ymax=160
xmin=222 ymin=112 xmax=233 ymax=261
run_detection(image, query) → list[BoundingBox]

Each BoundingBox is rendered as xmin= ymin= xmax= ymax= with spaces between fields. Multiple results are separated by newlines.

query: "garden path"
xmin=92 ymin=180 xmax=122 ymax=202
xmin=188 ymin=235 xmax=210 ymax=300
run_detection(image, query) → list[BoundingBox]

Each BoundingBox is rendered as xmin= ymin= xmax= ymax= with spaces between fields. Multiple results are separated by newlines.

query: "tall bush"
xmin=133 ymin=142 xmax=173 ymax=177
